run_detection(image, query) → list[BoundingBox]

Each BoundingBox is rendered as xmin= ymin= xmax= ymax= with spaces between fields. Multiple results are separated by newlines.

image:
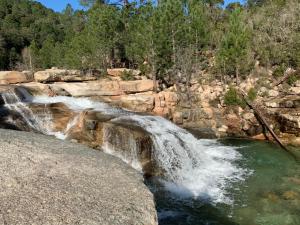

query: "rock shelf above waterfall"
xmin=0 ymin=129 xmax=157 ymax=225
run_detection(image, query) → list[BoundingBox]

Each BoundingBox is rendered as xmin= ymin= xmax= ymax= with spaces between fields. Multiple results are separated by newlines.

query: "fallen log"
xmin=239 ymin=90 xmax=294 ymax=155
xmin=272 ymin=68 xmax=299 ymax=87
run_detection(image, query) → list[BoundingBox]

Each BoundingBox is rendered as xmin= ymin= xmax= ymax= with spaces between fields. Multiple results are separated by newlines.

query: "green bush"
xmin=224 ymin=87 xmax=246 ymax=107
xmin=139 ymin=63 xmax=151 ymax=76
xmin=247 ymin=88 xmax=257 ymax=102
xmin=121 ymin=70 xmax=135 ymax=81
xmin=287 ymin=75 xmax=298 ymax=85
xmin=273 ymin=65 xmax=286 ymax=78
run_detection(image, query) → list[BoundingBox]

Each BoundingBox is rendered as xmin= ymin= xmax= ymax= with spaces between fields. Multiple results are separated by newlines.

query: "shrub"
xmin=273 ymin=64 xmax=286 ymax=78
xmin=224 ymin=87 xmax=246 ymax=107
xmin=139 ymin=63 xmax=151 ymax=76
xmin=121 ymin=70 xmax=135 ymax=81
xmin=247 ymin=88 xmax=257 ymax=102
xmin=287 ymin=75 xmax=298 ymax=85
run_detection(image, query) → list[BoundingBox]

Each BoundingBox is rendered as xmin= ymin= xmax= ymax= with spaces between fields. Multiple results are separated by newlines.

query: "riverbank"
xmin=1 ymin=68 xmax=300 ymax=149
xmin=0 ymin=129 xmax=157 ymax=225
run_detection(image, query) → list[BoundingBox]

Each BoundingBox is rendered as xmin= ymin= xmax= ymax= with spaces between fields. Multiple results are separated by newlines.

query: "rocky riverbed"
xmin=0 ymin=129 xmax=157 ymax=225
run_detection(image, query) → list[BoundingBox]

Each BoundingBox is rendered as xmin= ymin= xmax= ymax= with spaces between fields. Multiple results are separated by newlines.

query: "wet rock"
xmin=28 ymin=102 xmax=75 ymax=132
xmin=103 ymin=122 xmax=157 ymax=176
xmin=187 ymin=127 xmax=217 ymax=139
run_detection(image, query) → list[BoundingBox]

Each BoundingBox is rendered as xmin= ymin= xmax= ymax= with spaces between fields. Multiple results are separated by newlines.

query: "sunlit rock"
xmin=0 ymin=71 xmax=31 ymax=84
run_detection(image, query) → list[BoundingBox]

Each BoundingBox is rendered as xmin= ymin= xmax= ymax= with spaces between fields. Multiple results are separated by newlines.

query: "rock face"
xmin=0 ymin=71 xmax=32 ymax=84
xmin=6 ymin=71 xmax=300 ymax=146
xmin=0 ymin=129 xmax=157 ymax=225
xmin=49 ymin=80 xmax=155 ymax=97
xmin=107 ymin=68 xmax=141 ymax=77
xmin=34 ymin=68 xmax=97 ymax=83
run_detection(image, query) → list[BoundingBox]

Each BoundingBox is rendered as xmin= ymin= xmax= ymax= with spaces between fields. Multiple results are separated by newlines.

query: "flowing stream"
xmin=1 ymin=88 xmax=299 ymax=225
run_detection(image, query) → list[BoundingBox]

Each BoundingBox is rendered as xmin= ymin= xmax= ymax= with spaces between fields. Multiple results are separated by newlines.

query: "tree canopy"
xmin=0 ymin=0 xmax=299 ymax=84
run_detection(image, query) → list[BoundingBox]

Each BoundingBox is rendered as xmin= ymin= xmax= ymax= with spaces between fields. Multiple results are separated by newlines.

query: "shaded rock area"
xmin=0 ymin=129 xmax=157 ymax=225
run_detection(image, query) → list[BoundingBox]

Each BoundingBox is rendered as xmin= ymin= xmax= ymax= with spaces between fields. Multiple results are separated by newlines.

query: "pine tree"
xmin=216 ymin=8 xmax=251 ymax=84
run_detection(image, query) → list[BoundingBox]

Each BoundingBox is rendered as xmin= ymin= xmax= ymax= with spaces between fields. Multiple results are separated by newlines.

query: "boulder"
xmin=34 ymin=68 xmax=97 ymax=83
xmin=290 ymin=87 xmax=300 ymax=94
xmin=102 ymin=122 xmax=157 ymax=176
xmin=0 ymin=71 xmax=31 ymax=84
xmin=28 ymin=102 xmax=75 ymax=132
xmin=120 ymin=94 xmax=155 ymax=112
xmin=120 ymin=80 xmax=154 ymax=93
xmin=294 ymin=80 xmax=300 ymax=87
xmin=268 ymin=90 xmax=279 ymax=97
xmin=173 ymin=111 xmax=183 ymax=124
xmin=0 ymin=129 xmax=157 ymax=225
xmin=265 ymin=101 xmax=280 ymax=108
xmin=278 ymin=113 xmax=300 ymax=134
xmin=218 ymin=125 xmax=228 ymax=133
xmin=243 ymin=112 xmax=255 ymax=121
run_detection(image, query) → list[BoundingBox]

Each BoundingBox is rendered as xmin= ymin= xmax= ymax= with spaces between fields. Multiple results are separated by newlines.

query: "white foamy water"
xmin=110 ymin=115 xmax=248 ymax=204
xmin=3 ymin=88 xmax=249 ymax=204
xmin=2 ymin=89 xmax=53 ymax=134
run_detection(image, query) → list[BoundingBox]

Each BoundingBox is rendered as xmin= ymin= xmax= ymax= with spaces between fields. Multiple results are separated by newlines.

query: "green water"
xmin=147 ymin=140 xmax=300 ymax=225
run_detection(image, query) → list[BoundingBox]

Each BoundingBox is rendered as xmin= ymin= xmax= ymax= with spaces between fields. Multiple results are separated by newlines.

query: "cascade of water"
xmin=110 ymin=115 xmax=249 ymax=203
xmin=4 ymin=91 xmax=249 ymax=204
xmin=1 ymin=88 xmax=79 ymax=139
xmin=2 ymin=89 xmax=52 ymax=133
xmin=102 ymin=124 xmax=143 ymax=171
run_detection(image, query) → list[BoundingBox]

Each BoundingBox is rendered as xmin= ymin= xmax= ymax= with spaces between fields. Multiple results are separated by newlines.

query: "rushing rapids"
xmin=1 ymin=87 xmax=249 ymax=204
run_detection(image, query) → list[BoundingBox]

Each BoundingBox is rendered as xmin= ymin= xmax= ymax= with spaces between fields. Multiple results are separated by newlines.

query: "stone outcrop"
xmin=107 ymin=68 xmax=141 ymax=77
xmin=0 ymin=71 xmax=32 ymax=84
xmin=34 ymin=68 xmax=97 ymax=83
xmin=119 ymin=93 xmax=155 ymax=112
xmin=3 ymin=68 xmax=300 ymax=146
xmin=0 ymin=129 xmax=157 ymax=225
xmin=47 ymin=80 xmax=155 ymax=97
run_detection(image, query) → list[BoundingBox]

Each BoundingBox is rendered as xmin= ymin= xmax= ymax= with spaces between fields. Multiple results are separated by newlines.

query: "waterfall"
xmin=110 ymin=115 xmax=248 ymax=203
xmin=1 ymin=89 xmax=249 ymax=204
xmin=2 ymin=89 xmax=52 ymax=133
xmin=103 ymin=125 xmax=143 ymax=171
xmin=1 ymin=88 xmax=79 ymax=139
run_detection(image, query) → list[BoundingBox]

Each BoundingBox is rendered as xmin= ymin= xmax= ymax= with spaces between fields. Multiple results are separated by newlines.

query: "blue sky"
xmin=36 ymin=0 xmax=243 ymax=12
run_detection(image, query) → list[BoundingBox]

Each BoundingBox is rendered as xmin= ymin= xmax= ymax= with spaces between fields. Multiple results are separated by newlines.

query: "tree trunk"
xmin=29 ymin=48 xmax=33 ymax=72
xmin=153 ymin=75 xmax=157 ymax=92
xmin=239 ymin=89 xmax=298 ymax=160
xmin=172 ymin=28 xmax=176 ymax=65
xmin=235 ymin=65 xmax=239 ymax=85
